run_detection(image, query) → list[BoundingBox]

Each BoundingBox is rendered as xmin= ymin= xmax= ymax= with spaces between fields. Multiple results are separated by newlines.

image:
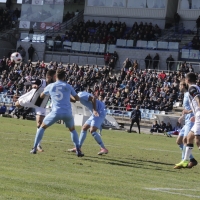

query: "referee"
xmin=129 ymin=105 xmax=141 ymax=134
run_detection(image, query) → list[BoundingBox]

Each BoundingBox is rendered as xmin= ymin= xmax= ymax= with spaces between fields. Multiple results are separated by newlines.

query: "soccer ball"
xmin=10 ymin=52 xmax=22 ymax=64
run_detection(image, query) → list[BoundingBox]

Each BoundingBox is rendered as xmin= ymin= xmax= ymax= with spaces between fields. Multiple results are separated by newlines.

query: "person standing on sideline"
xmin=28 ymin=44 xmax=35 ymax=61
xmin=166 ymin=54 xmax=174 ymax=71
xmin=174 ymin=79 xmax=197 ymax=169
xmin=30 ymin=69 xmax=84 ymax=157
xmin=68 ymin=92 xmax=108 ymax=155
xmin=129 ymin=105 xmax=141 ymax=134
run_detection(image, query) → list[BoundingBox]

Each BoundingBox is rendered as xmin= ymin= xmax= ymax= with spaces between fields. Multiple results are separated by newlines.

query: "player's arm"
xmin=88 ymin=95 xmax=99 ymax=117
xmin=40 ymin=85 xmax=50 ymax=99
xmin=70 ymin=95 xmax=79 ymax=103
xmin=182 ymin=109 xmax=193 ymax=115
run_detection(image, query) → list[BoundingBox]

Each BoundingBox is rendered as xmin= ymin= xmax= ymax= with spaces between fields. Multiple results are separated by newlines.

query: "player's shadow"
xmin=84 ymin=156 xmax=176 ymax=173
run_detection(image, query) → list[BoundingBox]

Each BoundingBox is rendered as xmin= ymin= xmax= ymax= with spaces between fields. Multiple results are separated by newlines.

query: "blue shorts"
xmin=85 ymin=112 xmax=106 ymax=129
xmin=179 ymin=122 xmax=194 ymax=137
xmin=43 ymin=111 xmax=74 ymax=129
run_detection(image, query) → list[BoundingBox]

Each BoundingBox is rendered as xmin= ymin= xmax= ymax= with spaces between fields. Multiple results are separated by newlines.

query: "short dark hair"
xmin=56 ymin=69 xmax=65 ymax=80
xmin=186 ymin=72 xmax=197 ymax=83
xmin=47 ymin=69 xmax=56 ymax=77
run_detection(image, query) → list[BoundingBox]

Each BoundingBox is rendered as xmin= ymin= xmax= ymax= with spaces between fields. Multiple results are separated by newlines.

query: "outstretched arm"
xmin=88 ymin=95 xmax=99 ymax=117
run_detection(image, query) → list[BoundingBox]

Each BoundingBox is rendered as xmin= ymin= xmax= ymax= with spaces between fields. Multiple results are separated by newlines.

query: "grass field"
xmin=0 ymin=118 xmax=200 ymax=200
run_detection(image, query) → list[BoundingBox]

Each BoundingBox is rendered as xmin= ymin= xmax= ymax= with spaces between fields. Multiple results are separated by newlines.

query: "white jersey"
xmin=18 ymin=79 xmax=49 ymax=109
xmin=188 ymin=85 xmax=200 ymax=115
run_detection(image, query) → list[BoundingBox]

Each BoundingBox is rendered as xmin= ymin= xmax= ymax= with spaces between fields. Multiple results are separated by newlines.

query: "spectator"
xmin=158 ymin=121 xmax=166 ymax=133
xmin=166 ymin=122 xmax=182 ymax=137
xmin=0 ymin=103 xmax=7 ymax=114
xmin=145 ymin=54 xmax=152 ymax=69
xmin=8 ymin=103 xmax=15 ymax=114
xmin=196 ymin=15 xmax=200 ymax=34
xmin=152 ymin=53 xmax=159 ymax=69
xmin=123 ymin=58 xmax=132 ymax=72
xmin=150 ymin=120 xmax=160 ymax=133
xmin=166 ymin=55 xmax=174 ymax=71
xmin=29 ymin=28 xmax=34 ymax=34
xmin=28 ymin=44 xmax=35 ymax=61
xmin=104 ymin=52 xmax=111 ymax=65
xmin=174 ymin=12 xmax=180 ymax=32
xmin=165 ymin=122 xmax=173 ymax=132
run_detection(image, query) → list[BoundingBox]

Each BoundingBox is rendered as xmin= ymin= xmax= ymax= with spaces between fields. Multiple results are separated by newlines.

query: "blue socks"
xmin=70 ymin=130 xmax=80 ymax=150
xmin=79 ymin=130 xmax=87 ymax=148
xmin=34 ymin=127 xmax=45 ymax=148
xmin=92 ymin=132 xmax=105 ymax=148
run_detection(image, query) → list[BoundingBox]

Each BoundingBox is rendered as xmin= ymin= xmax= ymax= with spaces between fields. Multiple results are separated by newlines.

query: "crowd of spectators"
xmin=1 ymin=55 xmax=200 ymax=115
xmin=61 ymin=20 xmax=162 ymax=45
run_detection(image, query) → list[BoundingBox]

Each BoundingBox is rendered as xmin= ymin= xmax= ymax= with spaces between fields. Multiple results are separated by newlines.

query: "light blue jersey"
xmin=78 ymin=92 xmax=105 ymax=115
xmin=183 ymin=92 xmax=194 ymax=124
xmin=78 ymin=91 xmax=106 ymax=129
xmin=43 ymin=80 xmax=76 ymax=115
xmin=179 ymin=92 xmax=194 ymax=137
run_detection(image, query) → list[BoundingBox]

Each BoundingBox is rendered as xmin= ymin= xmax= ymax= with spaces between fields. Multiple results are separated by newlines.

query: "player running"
xmin=175 ymin=72 xmax=200 ymax=168
xmin=15 ymin=70 xmax=56 ymax=152
xmin=30 ymin=69 xmax=84 ymax=157
xmin=68 ymin=91 xmax=108 ymax=155
xmin=174 ymin=79 xmax=197 ymax=169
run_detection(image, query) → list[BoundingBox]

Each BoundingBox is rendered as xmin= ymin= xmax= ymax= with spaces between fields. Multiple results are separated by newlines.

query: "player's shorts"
xmin=191 ymin=112 xmax=200 ymax=136
xmin=85 ymin=111 xmax=106 ymax=129
xmin=43 ymin=111 xmax=74 ymax=129
xmin=35 ymin=107 xmax=46 ymax=116
xmin=179 ymin=122 xmax=194 ymax=137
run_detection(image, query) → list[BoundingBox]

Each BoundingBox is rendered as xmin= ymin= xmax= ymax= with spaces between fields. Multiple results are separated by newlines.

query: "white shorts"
xmin=35 ymin=107 xmax=46 ymax=116
xmin=191 ymin=113 xmax=200 ymax=136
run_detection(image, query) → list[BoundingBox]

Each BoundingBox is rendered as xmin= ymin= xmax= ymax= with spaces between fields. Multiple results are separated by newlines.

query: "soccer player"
xmin=15 ymin=70 xmax=56 ymax=152
xmin=30 ymin=69 xmax=84 ymax=157
xmin=174 ymin=79 xmax=197 ymax=169
xmin=68 ymin=92 xmax=108 ymax=155
xmin=175 ymin=72 xmax=200 ymax=168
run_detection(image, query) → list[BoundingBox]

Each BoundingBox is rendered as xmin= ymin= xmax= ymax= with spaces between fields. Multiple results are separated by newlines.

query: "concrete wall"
xmin=114 ymin=48 xmax=179 ymax=71
xmin=16 ymin=41 xmax=45 ymax=62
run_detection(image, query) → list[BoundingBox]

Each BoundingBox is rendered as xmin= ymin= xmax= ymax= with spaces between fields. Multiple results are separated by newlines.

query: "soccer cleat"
xmin=30 ymin=148 xmax=37 ymax=154
xmin=98 ymin=148 xmax=108 ymax=155
xmin=37 ymin=145 xmax=44 ymax=152
xmin=174 ymin=160 xmax=189 ymax=169
xmin=67 ymin=148 xmax=77 ymax=153
xmin=188 ymin=158 xmax=198 ymax=168
xmin=76 ymin=150 xmax=84 ymax=157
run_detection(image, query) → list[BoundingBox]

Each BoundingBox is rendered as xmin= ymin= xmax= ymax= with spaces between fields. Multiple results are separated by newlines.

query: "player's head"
xmin=179 ymin=79 xmax=188 ymax=92
xmin=46 ymin=70 xmax=56 ymax=84
xmin=56 ymin=69 xmax=65 ymax=81
xmin=185 ymin=72 xmax=197 ymax=86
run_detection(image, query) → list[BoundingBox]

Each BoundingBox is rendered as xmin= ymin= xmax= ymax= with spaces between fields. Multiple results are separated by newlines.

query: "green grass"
xmin=0 ymin=118 xmax=200 ymax=200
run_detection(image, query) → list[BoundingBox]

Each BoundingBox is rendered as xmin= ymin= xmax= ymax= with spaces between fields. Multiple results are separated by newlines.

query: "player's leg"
xmin=63 ymin=115 xmax=84 ymax=157
xmin=129 ymin=120 xmax=135 ymax=133
xmin=90 ymin=115 xmax=108 ymax=155
xmin=135 ymin=119 xmax=141 ymax=134
xmin=175 ymin=130 xmax=195 ymax=168
xmin=35 ymin=107 xmax=46 ymax=152
xmin=30 ymin=112 xmax=58 ymax=154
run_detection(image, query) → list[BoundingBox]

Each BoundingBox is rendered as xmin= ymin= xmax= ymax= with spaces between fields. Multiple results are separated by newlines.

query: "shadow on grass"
xmin=83 ymin=156 xmax=176 ymax=173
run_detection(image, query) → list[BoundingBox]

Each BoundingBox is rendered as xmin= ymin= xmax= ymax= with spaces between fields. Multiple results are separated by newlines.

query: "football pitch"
xmin=0 ymin=118 xmax=200 ymax=200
